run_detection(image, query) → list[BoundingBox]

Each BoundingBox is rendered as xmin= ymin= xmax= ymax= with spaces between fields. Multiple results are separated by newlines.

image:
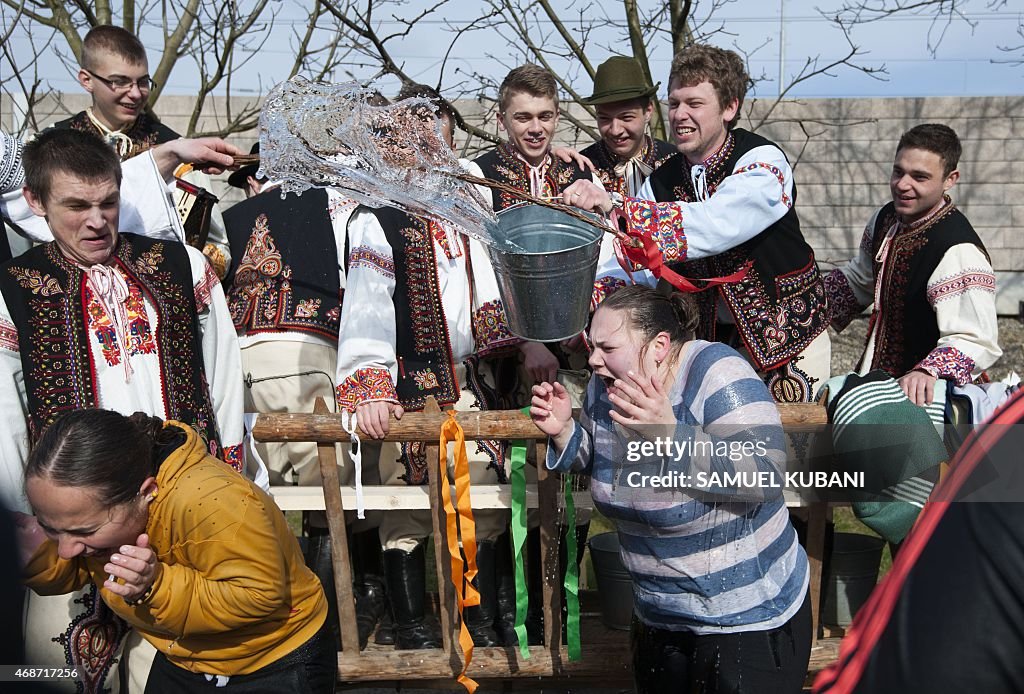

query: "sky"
xmin=3 ymin=0 xmax=1024 ymax=104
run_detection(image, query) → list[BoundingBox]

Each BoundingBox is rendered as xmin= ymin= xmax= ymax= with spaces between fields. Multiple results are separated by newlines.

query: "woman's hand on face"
xmin=105 ymin=533 xmax=160 ymax=605
xmin=530 ymin=382 xmax=574 ymax=444
xmin=608 ymin=370 xmax=675 ymax=432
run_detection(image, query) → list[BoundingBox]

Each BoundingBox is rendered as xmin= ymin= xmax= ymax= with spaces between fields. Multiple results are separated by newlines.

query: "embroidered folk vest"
xmin=224 ymin=188 xmax=342 ymax=341
xmin=366 ymin=207 xmax=461 ymax=412
xmin=866 ymin=199 xmax=987 ymax=378
xmin=580 ymin=136 xmax=675 ymax=197
xmin=647 ymin=128 xmax=829 ymax=371
xmin=474 ymin=143 xmax=593 ymax=211
xmin=0 ymin=234 xmax=220 ymax=449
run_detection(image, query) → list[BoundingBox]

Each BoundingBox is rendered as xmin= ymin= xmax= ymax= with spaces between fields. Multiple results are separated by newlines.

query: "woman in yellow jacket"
xmin=17 ymin=409 xmax=334 ymax=693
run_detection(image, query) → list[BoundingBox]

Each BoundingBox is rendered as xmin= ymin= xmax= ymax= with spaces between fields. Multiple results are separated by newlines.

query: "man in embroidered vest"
xmin=824 ymin=124 xmax=1000 ymax=405
xmin=48 ymin=24 xmax=234 ymax=279
xmin=335 ymin=91 xmax=524 ymax=650
xmin=564 ymin=43 xmax=831 ymax=405
xmin=222 ymin=143 xmax=383 ymax=651
xmin=580 ymin=56 xmax=675 ymax=198
xmin=0 ymin=129 xmax=248 ymax=693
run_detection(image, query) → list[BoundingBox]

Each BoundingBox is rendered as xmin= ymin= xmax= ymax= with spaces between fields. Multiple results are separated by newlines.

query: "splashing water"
xmin=259 ymin=76 xmax=519 ymax=249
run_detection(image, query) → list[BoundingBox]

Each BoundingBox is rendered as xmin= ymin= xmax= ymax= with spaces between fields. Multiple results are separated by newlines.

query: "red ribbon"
xmin=612 ymin=210 xmax=751 ymax=293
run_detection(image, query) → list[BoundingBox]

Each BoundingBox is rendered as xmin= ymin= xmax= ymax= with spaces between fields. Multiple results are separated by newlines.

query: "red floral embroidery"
xmin=621 ymin=197 xmax=688 ymax=263
xmin=591 ymin=276 xmax=627 ymax=311
xmin=733 ymin=161 xmax=792 ymax=208
xmin=84 ymin=276 xmax=157 ymax=367
xmin=472 ymin=299 xmax=521 ymax=357
xmin=349 ymin=245 xmax=395 ymax=280
xmin=335 ymin=366 xmax=398 ymax=412
xmin=926 ymin=269 xmax=995 ymax=305
xmin=915 ymin=346 xmax=975 ymax=386
xmin=825 ymin=268 xmax=866 ymax=331
xmin=0 ymin=318 xmax=17 ymax=352
xmin=222 ymin=443 xmax=245 ymax=474
xmin=194 ymin=257 xmax=221 ymax=311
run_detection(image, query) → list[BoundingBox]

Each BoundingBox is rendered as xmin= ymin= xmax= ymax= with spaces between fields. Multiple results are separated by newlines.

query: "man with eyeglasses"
xmin=49 ymin=24 xmax=234 ymax=280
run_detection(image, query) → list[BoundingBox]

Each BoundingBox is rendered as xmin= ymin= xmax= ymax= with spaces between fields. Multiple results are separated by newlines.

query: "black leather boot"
xmin=462 ymin=540 xmax=501 ymax=647
xmin=374 ymin=610 xmax=395 ymax=646
xmin=493 ymin=531 xmax=520 ymax=647
xmin=383 ymin=543 xmax=443 ymax=649
xmin=304 ymin=527 xmax=341 ymax=650
xmin=350 ymin=529 xmax=388 ymax=650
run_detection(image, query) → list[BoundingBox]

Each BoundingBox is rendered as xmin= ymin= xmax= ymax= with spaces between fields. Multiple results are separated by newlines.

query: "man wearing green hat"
xmin=580 ymin=56 xmax=675 ymax=197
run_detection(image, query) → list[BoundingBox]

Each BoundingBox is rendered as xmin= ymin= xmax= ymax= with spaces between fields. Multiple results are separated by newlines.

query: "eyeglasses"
xmin=84 ymin=69 xmax=156 ymax=93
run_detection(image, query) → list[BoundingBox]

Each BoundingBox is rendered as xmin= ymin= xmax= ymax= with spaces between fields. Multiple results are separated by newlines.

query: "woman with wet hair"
xmin=531 ymin=285 xmax=811 ymax=693
xmin=16 ymin=410 xmax=335 ymax=692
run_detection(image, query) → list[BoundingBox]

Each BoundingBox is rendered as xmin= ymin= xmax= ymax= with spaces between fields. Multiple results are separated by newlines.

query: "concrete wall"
xmin=7 ymin=93 xmax=1023 ymax=312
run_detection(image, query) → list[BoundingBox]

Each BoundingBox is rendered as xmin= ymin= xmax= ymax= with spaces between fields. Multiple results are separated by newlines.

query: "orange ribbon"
xmin=439 ymin=411 xmax=479 ymax=693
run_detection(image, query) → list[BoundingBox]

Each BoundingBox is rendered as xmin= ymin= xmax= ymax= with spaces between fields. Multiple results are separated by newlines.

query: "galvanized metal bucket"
xmin=487 ymin=204 xmax=603 ymax=342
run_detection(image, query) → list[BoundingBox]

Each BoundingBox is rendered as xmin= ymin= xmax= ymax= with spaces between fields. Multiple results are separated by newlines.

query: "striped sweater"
xmin=547 ymin=340 xmax=809 ymax=634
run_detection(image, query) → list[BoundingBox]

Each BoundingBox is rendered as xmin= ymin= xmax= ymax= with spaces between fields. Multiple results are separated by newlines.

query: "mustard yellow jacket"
xmin=25 ymin=422 xmax=328 ymax=676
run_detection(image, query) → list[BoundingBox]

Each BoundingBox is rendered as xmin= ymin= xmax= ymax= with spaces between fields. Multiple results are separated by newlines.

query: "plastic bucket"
xmin=588 ymin=532 xmax=634 ymax=630
xmin=822 ymin=532 xmax=884 ymax=627
xmin=486 ymin=204 xmax=603 ymax=342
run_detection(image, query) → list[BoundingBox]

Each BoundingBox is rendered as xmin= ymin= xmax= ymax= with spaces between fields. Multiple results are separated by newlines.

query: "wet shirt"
xmin=547 ymin=340 xmax=808 ymax=634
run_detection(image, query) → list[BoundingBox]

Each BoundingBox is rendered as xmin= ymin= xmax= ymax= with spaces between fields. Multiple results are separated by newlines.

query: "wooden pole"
xmin=313 ymin=397 xmax=361 ymax=657
xmin=253 ymin=403 xmax=828 ymax=444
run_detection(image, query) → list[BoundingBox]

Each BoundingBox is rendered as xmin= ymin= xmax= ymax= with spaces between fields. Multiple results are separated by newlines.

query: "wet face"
xmin=497 ymin=91 xmax=558 ymax=166
xmin=26 ymin=476 xmax=148 ymax=561
xmin=587 ymin=307 xmax=657 ymax=399
xmin=890 ymin=147 xmax=958 ymax=225
xmin=24 ymin=171 xmax=120 ymax=267
xmin=79 ymin=52 xmax=151 ymax=131
xmin=595 ymin=99 xmax=653 ymax=160
xmin=666 ymin=79 xmax=737 ymax=164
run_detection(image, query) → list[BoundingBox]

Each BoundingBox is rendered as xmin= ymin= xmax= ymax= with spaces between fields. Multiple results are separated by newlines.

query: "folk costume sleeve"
xmin=545 ymin=376 xmax=598 ymax=475
xmin=189 ymin=247 xmax=250 ymax=480
xmin=591 ymin=174 xmax=658 ymax=308
xmin=625 ymin=144 xmax=795 ymax=262
xmin=825 ymin=207 xmax=882 ymax=331
xmin=466 ymin=235 xmax=522 ymax=357
xmin=914 ymin=243 xmax=1000 ymax=385
xmin=334 ymin=208 xmax=400 ymax=411
xmin=0 ymin=293 xmax=29 ymax=514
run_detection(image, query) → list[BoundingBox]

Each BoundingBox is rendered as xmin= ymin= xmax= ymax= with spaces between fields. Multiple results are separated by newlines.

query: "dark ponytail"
xmin=600 ymin=284 xmax=698 ymax=341
xmin=26 ymin=409 xmax=172 ymax=506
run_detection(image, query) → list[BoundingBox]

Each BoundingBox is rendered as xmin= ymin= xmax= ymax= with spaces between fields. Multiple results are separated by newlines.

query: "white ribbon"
xmin=614 ymin=156 xmax=654 ymax=197
xmin=340 ymin=409 xmax=366 ymax=519
xmin=86 ymin=108 xmax=134 ymax=158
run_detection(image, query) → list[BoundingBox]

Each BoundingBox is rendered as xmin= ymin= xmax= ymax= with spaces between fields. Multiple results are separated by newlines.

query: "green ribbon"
xmin=510 ymin=411 xmax=530 ymax=658
xmin=563 ymin=473 xmax=581 ymax=661
xmin=512 ymin=407 xmax=581 ymax=661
